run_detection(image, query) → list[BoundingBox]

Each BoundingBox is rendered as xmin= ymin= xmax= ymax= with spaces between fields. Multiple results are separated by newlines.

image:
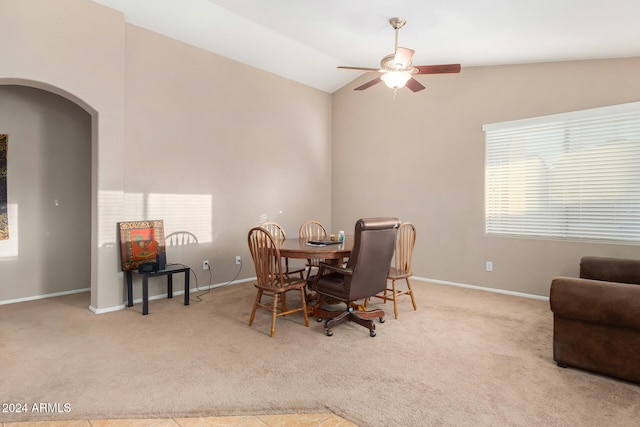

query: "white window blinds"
xmin=483 ymin=101 xmax=640 ymax=244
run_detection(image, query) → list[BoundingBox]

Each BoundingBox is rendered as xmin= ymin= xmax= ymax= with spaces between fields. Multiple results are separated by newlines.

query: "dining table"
xmin=276 ymin=236 xmax=354 ymax=314
xmin=277 ymin=236 xmax=353 ymax=263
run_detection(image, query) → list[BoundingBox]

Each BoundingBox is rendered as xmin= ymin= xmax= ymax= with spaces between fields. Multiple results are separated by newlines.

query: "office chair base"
xmin=316 ymin=305 xmax=385 ymax=337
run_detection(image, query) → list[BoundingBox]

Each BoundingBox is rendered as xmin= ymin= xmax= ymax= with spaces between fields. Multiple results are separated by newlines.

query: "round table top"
xmin=277 ymin=236 xmax=353 ymax=259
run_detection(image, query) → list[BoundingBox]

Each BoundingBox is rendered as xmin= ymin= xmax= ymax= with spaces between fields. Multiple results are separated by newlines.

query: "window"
xmin=483 ymin=101 xmax=640 ymax=244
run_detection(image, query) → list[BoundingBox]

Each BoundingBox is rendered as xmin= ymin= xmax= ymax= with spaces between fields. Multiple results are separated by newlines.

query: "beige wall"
xmin=0 ymin=0 xmax=331 ymax=310
xmin=122 ymin=25 xmax=332 ymax=298
xmin=332 ymin=58 xmax=640 ymax=297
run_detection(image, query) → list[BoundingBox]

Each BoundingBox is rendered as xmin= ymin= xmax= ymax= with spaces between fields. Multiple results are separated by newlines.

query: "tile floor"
xmin=1 ymin=413 xmax=357 ymax=427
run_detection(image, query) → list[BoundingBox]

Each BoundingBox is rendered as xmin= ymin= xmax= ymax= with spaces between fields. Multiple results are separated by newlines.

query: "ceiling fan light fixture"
xmin=338 ymin=17 xmax=460 ymax=93
xmin=381 ymin=71 xmax=411 ymax=89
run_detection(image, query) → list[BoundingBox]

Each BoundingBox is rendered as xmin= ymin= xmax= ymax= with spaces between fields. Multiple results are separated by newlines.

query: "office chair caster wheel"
xmin=370 ymin=330 xmax=376 ymax=337
xmin=316 ymin=317 xmax=323 ymax=322
xmin=379 ymin=317 xmax=385 ymax=323
xmin=325 ymin=329 xmax=333 ymax=336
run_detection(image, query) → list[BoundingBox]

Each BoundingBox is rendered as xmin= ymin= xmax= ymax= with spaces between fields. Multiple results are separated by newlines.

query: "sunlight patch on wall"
xmin=123 ymin=192 xmax=145 ymax=220
xmin=98 ymin=190 xmax=125 ymax=247
xmin=104 ymin=191 xmax=213 ymax=247
xmin=148 ymin=193 xmax=212 ymax=243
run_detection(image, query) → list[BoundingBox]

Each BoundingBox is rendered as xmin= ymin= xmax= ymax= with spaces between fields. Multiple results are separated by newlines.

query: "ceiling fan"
xmin=338 ymin=17 xmax=461 ymax=92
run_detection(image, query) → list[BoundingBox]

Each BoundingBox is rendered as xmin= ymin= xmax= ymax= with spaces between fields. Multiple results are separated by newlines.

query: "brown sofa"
xmin=550 ymin=256 xmax=640 ymax=383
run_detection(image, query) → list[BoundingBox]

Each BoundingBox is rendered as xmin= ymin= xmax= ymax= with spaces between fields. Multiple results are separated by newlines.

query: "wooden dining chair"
xmin=165 ymin=231 xmax=198 ymax=246
xmin=260 ymin=221 xmax=305 ymax=279
xmin=299 ymin=220 xmax=328 ymax=280
xmin=368 ymin=222 xmax=417 ymax=319
xmin=247 ymin=227 xmax=309 ymax=337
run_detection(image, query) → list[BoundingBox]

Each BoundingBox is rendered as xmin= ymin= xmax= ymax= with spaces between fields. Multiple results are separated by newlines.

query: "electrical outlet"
xmin=485 ymin=261 xmax=493 ymax=272
xmin=235 ymin=255 xmax=241 ymax=265
xmin=203 ymin=260 xmax=210 ymax=270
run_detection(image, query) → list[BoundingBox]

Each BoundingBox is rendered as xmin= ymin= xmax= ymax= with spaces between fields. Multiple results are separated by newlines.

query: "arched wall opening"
xmin=0 ymin=80 xmax=96 ymax=305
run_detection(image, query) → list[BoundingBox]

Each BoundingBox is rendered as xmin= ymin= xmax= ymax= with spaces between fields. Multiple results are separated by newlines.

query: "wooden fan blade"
xmin=414 ymin=64 xmax=461 ymax=74
xmin=405 ymin=77 xmax=426 ymax=92
xmin=354 ymin=77 xmax=382 ymax=91
xmin=337 ymin=66 xmax=380 ymax=72
xmin=394 ymin=47 xmax=415 ymax=69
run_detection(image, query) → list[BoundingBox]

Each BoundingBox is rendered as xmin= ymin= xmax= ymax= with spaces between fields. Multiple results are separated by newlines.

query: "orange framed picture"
xmin=118 ymin=220 xmax=166 ymax=271
xmin=0 ymin=134 xmax=7 ymax=241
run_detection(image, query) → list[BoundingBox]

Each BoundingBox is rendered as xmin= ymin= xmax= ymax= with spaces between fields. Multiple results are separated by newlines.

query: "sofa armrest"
xmin=550 ymin=276 xmax=640 ymax=329
xmin=580 ymin=256 xmax=640 ymax=284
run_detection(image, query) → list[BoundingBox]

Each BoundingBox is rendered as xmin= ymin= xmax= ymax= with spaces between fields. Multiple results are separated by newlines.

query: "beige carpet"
xmin=2 ymin=281 xmax=639 ymax=426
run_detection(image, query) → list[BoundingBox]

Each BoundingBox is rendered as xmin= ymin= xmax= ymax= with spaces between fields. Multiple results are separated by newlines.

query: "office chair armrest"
xmin=309 ymin=262 xmax=353 ymax=291
xmin=318 ymin=262 xmax=353 ymax=276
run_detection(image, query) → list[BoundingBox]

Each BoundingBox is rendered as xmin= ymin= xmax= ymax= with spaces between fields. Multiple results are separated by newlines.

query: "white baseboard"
xmin=0 ymin=277 xmax=258 ymax=313
xmin=90 ymin=303 xmax=126 ymax=314
xmin=2 ymin=276 xmax=547 ymax=313
xmin=120 ymin=277 xmax=255 ymax=305
xmin=413 ymin=276 xmax=549 ymax=301
xmin=0 ymin=287 xmax=91 ymax=306
xmin=111 ymin=276 xmax=257 ymax=313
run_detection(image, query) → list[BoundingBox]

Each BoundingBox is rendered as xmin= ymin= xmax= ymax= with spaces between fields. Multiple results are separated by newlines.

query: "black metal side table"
xmin=126 ymin=264 xmax=190 ymax=315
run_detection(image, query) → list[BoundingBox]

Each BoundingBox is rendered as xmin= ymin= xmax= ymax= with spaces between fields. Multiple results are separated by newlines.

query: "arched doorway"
xmin=0 ymin=82 xmax=94 ymax=304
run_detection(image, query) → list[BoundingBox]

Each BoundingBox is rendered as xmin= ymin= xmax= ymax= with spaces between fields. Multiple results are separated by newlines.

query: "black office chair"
xmin=312 ymin=217 xmax=400 ymax=337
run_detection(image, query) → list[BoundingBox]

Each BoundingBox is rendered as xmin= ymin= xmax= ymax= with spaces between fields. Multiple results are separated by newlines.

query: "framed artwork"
xmin=0 ymin=134 xmax=7 ymax=241
xmin=118 ymin=220 xmax=166 ymax=271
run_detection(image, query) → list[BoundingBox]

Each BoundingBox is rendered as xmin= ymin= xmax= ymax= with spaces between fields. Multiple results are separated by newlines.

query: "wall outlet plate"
xmin=203 ymin=260 xmax=210 ymax=270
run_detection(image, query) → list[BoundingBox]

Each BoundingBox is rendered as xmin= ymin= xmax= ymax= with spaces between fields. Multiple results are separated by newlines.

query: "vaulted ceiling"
xmin=92 ymin=0 xmax=640 ymax=93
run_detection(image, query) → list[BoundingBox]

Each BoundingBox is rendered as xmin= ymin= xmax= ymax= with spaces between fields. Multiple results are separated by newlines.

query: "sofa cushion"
xmin=580 ymin=256 xmax=640 ymax=284
xmin=550 ymin=277 xmax=640 ymax=329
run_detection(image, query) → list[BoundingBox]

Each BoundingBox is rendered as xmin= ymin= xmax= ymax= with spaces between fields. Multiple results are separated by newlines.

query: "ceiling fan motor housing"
xmin=389 ymin=17 xmax=406 ymax=30
xmin=381 ymin=53 xmax=412 ymax=71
